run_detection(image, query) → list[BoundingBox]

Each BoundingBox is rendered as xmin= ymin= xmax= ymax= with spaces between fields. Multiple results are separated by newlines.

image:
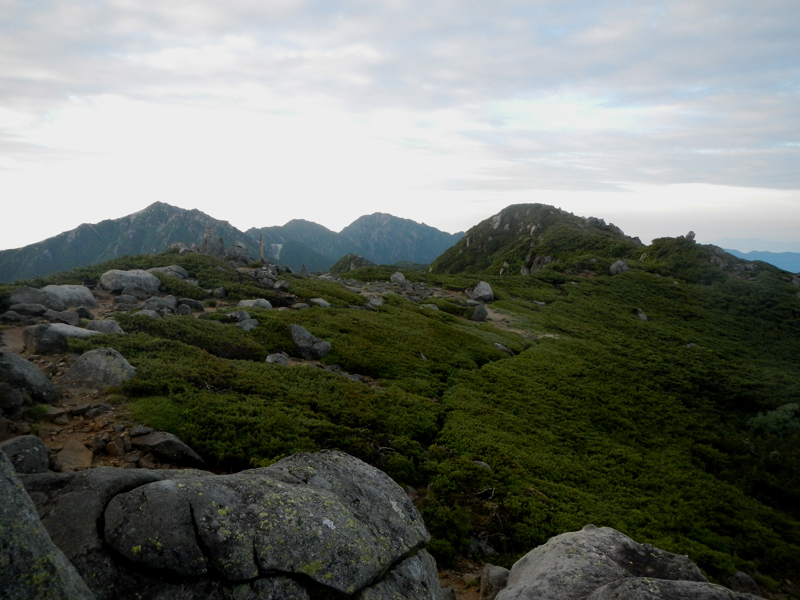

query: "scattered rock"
xmin=177 ymin=298 xmax=205 ymax=311
xmin=132 ymin=310 xmax=161 ymax=320
xmin=86 ymin=320 xmax=125 ymax=335
xmin=9 ymin=286 xmax=67 ymax=311
xmin=140 ymin=295 xmax=177 ymax=312
xmin=266 ymin=352 xmax=290 ymax=365
xmin=470 ymin=304 xmax=489 ymax=322
xmin=54 ymin=439 xmax=94 ymax=472
xmin=0 ymin=451 xmax=95 ymax=600
xmin=62 ymin=348 xmax=136 ymax=391
xmin=0 ymin=434 xmax=49 ymax=473
xmin=0 ymin=349 xmax=59 ymax=403
xmin=236 ymin=318 xmax=260 ymax=332
xmin=466 ymin=281 xmax=494 ymax=302
xmin=289 ymin=324 xmax=332 ymax=359
xmin=238 ymin=298 xmax=273 ymax=309
xmin=726 ymin=572 xmax=761 ymax=596
xmin=99 ymin=270 xmax=161 ymax=294
xmin=609 ymin=260 xmax=629 ymax=275
xmin=391 ymin=272 xmax=406 ymax=283
xmin=147 ymin=265 xmax=190 ymax=279
xmin=226 ymin=310 xmax=251 ymax=322
xmin=9 ymin=302 xmax=50 ymax=316
xmin=481 ymin=563 xmax=510 ymax=600
xmin=23 ymin=323 xmax=103 ymax=354
xmin=113 ymin=295 xmax=138 ymax=306
xmin=43 ymin=308 xmax=81 ymax=326
xmin=42 ymin=285 xmax=98 ymax=308
xmin=0 ymin=383 xmax=25 ymax=417
xmin=130 ymin=431 xmax=205 ymax=466
xmin=130 ymin=426 xmax=153 ymax=437
xmin=310 ymin=298 xmax=331 ymax=308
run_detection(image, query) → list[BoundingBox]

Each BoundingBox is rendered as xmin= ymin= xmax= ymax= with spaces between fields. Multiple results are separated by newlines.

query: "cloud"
xmin=0 ymin=0 xmax=798 ymax=249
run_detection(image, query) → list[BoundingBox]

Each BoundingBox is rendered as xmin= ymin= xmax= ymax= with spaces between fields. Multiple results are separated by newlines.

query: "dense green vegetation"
xmin=11 ymin=218 xmax=800 ymax=596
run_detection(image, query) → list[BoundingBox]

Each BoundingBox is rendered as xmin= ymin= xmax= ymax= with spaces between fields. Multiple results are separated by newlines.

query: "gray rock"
xmin=238 ymin=298 xmax=273 ymax=309
xmin=266 ymin=352 xmax=290 ymax=365
xmin=113 ymin=295 xmax=138 ymax=306
xmin=470 ymin=304 xmax=489 ymax=322
xmin=726 ymin=572 xmax=761 ymax=596
xmin=226 ymin=310 xmax=251 ymax=322
xmin=177 ymin=298 xmax=205 ymax=311
xmin=147 ymin=265 xmax=190 ymax=279
xmin=421 ymin=303 xmax=439 ymax=310
xmin=481 ymin=563 xmax=510 ymax=600
xmin=466 ymin=281 xmax=494 ymax=302
xmin=75 ymin=306 xmax=93 ymax=320
xmin=105 ymin=451 xmax=429 ymax=594
xmin=310 ymin=298 xmax=331 ymax=308
xmin=610 ymin=260 xmax=629 ymax=275
xmin=0 ymin=434 xmax=49 ymax=473
xmin=226 ymin=241 xmax=251 ymax=263
xmin=20 ymin=466 xmax=212 ymax=600
xmin=141 ymin=295 xmax=177 ymax=312
xmin=200 ymin=227 xmax=226 ymax=258
xmin=9 ymin=286 xmax=66 ymax=311
xmin=86 ymin=320 xmax=125 ymax=335
xmin=0 ymin=451 xmax=95 ymax=600
xmin=130 ymin=431 xmax=205 ymax=466
xmin=42 ymin=285 xmax=98 ymax=308
xmin=391 ymin=272 xmax=406 ymax=283
xmin=43 ymin=309 xmax=81 ymax=326
xmin=120 ymin=286 xmax=152 ymax=299
xmin=587 ymin=578 xmax=762 ymax=600
xmin=442 ymin=588 xmax=457 ymax=600
xmin=360 ymin=550 xmax=442 ymax=600
xmin=54 ymin=440 xmax=94 ymax=472
xmin=289 ymin=324 xmax=332 ymax=359
xmin=0 ymin=349 xmax=59 ymax=403
xmin=9 ymin=302 xmax=50 ymax=316
xmin=0 ymin=310 xmax=32 ymax=324
xmin=130 ymin=426 xmax=153 ymax=437
xmin=636 ymin=308 xmax=648 ymax=321
xmin=61 ymin=348 xmax=136 ymax=391
xmin=23 ymin=323 xmax=103 ymax=355
xmin=175 ymin=304 xmax=192 ymax=316
xmin=496 ymin=525 xmax=706 ymax=600
xmin=0 ymin=383 xmax=25 ymax=416
xmin=236 ymin=318 xmax=260 ymax=332
xmin=99 ymin=270 xmax=161 ymax=294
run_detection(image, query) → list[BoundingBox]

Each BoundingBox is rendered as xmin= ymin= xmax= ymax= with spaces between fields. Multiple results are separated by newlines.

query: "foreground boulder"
xmin=466 ymin=281 xmax=494 ymax=302
xmin=1 ymin=451 xmax=96 ymax=600
xmin=495 ymin=525 xmax=756 ymax=600
xmin=20 ymin=450 xmax=440 ymax=600
xmin=61 ymin=348 xmax=136 ymax=391
xmin=1 ymin=434 xmax=49 ymax=473
xmin=0 ymin=349 xmax=59 ymax=403
xmin=24 ymin=323 xmax=103 ymax=354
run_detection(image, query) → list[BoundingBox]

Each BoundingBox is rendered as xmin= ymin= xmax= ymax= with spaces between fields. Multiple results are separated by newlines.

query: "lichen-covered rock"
xmin=9 ymin=286 xmax=67 ymax=311
xmin=41 ymin=285 xmax=98 ymax=308
xmin=61 ymin=348 xmax=136 ymax=391
xmin=0 ymin=349 xmax=59 ymax=403
xmin=1 ymin=434 xmax=49 ymax=473
xmin=23 ymin=323 xmax=103 ymax=355
xmin=496 ymin=525 xmax=706 ymax=600
xmin=1 ymin=451 xmax=95 ymax=600
xmin=359 ymin=550 xmax=442 ymax=600
xmin=586 ymin=577 xmax=762 ymax=600
xmin=289 ymin=324 xmax=331 ymax=359
xmin=99 ymin=270 xmax=161 ymax=294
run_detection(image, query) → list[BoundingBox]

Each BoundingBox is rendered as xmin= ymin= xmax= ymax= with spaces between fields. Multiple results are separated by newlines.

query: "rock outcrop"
xmin=0 ymin=349 xmax=60 ymax=404
xmin=19 ymin=450 xmax=441 ymax=600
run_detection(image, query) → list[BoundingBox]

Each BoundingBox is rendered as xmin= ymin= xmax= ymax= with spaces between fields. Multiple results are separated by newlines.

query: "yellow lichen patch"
xmin=299 ymin=560 xmax=323 ymax=576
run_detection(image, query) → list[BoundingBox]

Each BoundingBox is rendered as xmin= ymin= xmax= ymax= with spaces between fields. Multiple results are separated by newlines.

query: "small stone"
xmin=53 ymin=439 xmax=93 ymax=472
xmin=130 ymin=425 xmax=153 ymax=437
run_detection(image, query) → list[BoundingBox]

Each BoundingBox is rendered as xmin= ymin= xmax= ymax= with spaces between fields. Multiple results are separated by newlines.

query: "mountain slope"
xmin=431 ymin=204 xmax=643 ymax=275
xmin=725 ymin=249 xmax=800 ymax=272
xmin=0 ymin=202 xmax=259 ymax=282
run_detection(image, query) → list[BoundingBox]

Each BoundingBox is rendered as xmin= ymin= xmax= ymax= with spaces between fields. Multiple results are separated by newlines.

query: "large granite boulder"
xmin=99 ymin=270 xmax=161 ymax=294
xmin=147 ymin=265 xmax=190 ymax=279
xmin=61 ymin=348 xmax=136 ymax=391
xmin=20 ymin=450 xmax=439 ymax=600
xmin=1 ymin=451 xmax=95 ymax=600
xmin=496 ymin=525 xmax=706 ymax=600
xmin=9 ymin=286 xmax=67 ymax=311
xmin=41 ymin=285 xmax=98 ymax=308
xmin=0 ymin=349 xmax=59 ymax=403
xmin=587 ymin=578 xmax=762 ymax=599
xmin=289 ymin=324 xmax=331 ymax=360
xmin=610 ymin=260 xmax=629 ymax=275
xmin=23 ymin=323 xmax=103 ymax=355
xmin=0 ymin=434 xmax=49 ymax=473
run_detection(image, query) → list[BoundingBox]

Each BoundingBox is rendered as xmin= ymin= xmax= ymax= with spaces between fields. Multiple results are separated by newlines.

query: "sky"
xmin=1 ymin=0 xmax=799 ymax=252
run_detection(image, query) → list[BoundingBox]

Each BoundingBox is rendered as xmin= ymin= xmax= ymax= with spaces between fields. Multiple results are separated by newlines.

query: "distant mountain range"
xmin=0 ymin=202 xmax=463 ymax=282
xmin=724 ymin=249 xmax=800 ymax=273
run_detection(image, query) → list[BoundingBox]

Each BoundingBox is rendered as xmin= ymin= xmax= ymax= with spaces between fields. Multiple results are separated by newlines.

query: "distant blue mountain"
xmin=725 ymin=249 xmax=800 ymax=273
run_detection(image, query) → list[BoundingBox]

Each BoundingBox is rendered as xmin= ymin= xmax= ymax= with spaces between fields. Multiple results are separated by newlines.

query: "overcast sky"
xmin=1 ymin=0 xmax=799 ymax=251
